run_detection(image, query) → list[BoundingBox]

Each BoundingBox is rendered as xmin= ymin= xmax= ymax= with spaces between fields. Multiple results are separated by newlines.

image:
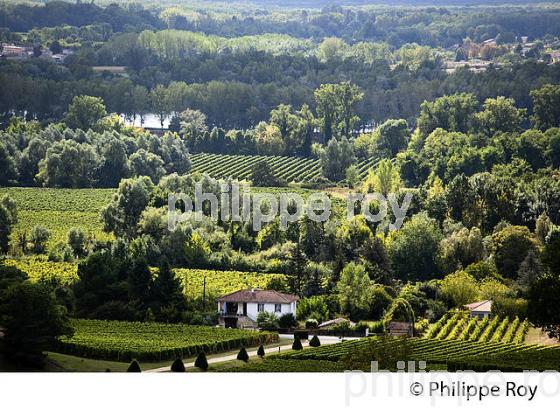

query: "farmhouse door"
xmin=243 ymin=303 xmax=247 ymax=316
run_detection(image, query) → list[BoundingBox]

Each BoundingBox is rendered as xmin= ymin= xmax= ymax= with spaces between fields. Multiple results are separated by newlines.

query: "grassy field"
xmin=0 ymin=187 xmax=113 ymax=249
xmin=55 ymin=319 xmax=278 ymax=362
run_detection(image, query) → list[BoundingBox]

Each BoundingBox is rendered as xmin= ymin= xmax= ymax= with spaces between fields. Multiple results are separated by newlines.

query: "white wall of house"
xmin=246 ymin=301 xmax=297 ymax=321
xmin=219 ymin=301 xmax=297 ymax=321
xmin=469 ymin=311 xmax=492 ymax=319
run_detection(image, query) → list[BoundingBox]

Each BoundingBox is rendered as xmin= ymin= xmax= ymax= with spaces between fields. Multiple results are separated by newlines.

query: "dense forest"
xmin=3 ymin=2 xmax=560 ymax=128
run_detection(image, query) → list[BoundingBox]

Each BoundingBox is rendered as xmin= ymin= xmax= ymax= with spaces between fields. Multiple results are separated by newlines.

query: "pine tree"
xmin=128 ymin=256 xmax=152 ymax=307
xmin=309 ymin=334 xmax=321 ymax=347
xmin=171 ymin=358 xmax=186 ymax=372
xmin=292 ymin=336 xmax=303 ymax=350
xmin=127 ymin=359 xmax=142 ymax=372
xmin=257 ymin=344 xmax=265 ymax=358
xmin=195 ymin=352 xmax=208 ymax=370
xmin=153 ymin=258 xmax=184 ymax=308
xmin=237 ymin=346 xmax=249 ymax=362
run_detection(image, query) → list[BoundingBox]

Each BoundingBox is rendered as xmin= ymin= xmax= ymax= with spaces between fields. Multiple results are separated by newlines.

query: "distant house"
xmin=0 ymin=44 xmax=28 ymax=59
xmin=464 ymin=300 xmax=493 ymax=319
xmin=217 ymin=289 xmax=298 ymax=328
xmin=550 ymin=51 xmax=560 ymax=64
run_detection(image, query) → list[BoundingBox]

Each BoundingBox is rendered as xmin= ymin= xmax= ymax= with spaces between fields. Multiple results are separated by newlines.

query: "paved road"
xmin=146 ymin=335 xmax=345 ymax=373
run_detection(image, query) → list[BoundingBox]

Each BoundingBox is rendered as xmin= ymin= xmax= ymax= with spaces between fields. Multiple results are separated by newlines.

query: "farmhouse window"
xmin=258 ymin=303 xmax=264 ymax=312
xmin=275 ymin=304 xmax=282 ymax=313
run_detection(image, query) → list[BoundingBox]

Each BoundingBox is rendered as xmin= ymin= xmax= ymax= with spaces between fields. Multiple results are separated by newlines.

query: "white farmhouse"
xmin=217 ymin=289 xmax=298 ymax=328
xmin=464 ymin=300 xmax=493 ymax=319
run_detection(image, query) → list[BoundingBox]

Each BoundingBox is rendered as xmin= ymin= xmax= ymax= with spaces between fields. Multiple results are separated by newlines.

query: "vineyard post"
xmin=202 ymin=273 xmax=207 ymax=310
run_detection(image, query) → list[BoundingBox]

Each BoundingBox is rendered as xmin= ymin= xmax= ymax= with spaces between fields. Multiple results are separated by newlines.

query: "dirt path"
xmin=146 ymin=336 xmax=343 ymax=373
xmin=525 ymin=326 xmax=560 ymax=346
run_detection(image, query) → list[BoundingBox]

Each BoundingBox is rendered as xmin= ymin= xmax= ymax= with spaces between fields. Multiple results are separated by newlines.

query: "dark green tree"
xmin=531 ymin=84 xmax=560 ymax=130
xmin=101 ymin=177 xmax=154 ymax=239
xmin=195 ymin=352 xmax=208 ymax=370
xmin=292 ymin=336 xmax=303 ymax=350
xmin=171 ymin=358 xmax=186 ymax=372
xmin=0 ymin=281 xmax=73 ymax=367
xmin=528 ymin=273 xmax=560 ymax=340
xmin=309 ymin=334 xmax=321 ymax=347
xmin=127 ymin=359 xmax=142 ymax=372
xmin=278 ymin=313 xmax=297 ymax=328
xmin=65 ymin=95 xmax=107 ymax=130
xmin=237 ymin=347 xmax=249 ymax=362
xmin=417 ymin=93 xmax=478 ymax=137
xmin=250 ymin=160 xmax=283 ymax=187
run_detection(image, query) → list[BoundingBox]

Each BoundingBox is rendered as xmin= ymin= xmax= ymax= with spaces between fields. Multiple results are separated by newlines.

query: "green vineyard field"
xmin=4 ymin=260 xmax=285 ymax=299
xmin=190 ymin=153 xmax=380 ymax=182
xmin=220 ymin=358 xmax=345 ymax=372
xmin=177 ymin=268 xmax=287 ymax=300
xmin=0 ymin=187 xmax=113 ymax=248
xmin=425 ymin=313 xmax=529 ymax=344
xmin=4 ymin=258 xmax=78 ymax=285
xmin=55 ymin=319 xmax=277 ymax=362
xmin=253 ymin=336 xmax=560 ymax=372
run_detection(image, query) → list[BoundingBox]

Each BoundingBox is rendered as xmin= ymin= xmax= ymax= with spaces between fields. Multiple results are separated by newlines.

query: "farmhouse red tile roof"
xmin=464 ymin=300 xmax=492 ymax=312
xmin=218 ymin=289 xmax=298 ymax=303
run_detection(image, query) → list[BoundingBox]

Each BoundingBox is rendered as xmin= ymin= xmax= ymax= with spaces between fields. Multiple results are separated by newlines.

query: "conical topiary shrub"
xmin=237 ymin=347 xmax=249 ymax=362
xmin=195 ymin=352 xmax=208 ymax=371
xmin=309 ymin=335 xmax=321 ymax=347
xmin=292 ymin=336 xmax=303 ymax=350
xmin=257 ymin=344 xmax=265 ymax=358
xmin=127 ymin=359 xmax=142 ymax=372
xmin=171 ymin=358 xmax=186 ymax=372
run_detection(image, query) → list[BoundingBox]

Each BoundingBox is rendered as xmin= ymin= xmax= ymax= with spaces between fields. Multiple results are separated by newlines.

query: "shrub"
xmin=30 ymin=225 xmax=50 ymax=254
xmin=369 ymin=320 xmax=385 ymax=334
xmin=237 ymin=347 xmax=249 ymax=362
xmin=278 ymin=313 xmax=297 ymax=328
xmin=257 ymin=344 xmax=265 ymax=358
xmin=309 ymin=335 xmax=321 ymax=347
xmin=171 ymin=358 xmax=185 ymax=372
xmin=292 ymin=336 xmax=303 ymax=350
xmin=257 ymin=311 xmax=279 ymax=329
xmin=296 ymin=296 xmax=330 ymax=322
xmin=305 ymin=318 xmax=319 ymax=329
xmin=127 ymin=359 xmax=141 ymax=372
xmin=195 ymin=352 xmax=208 ymax=370
xmin=250 ymin=160 xmax=285 ymax=187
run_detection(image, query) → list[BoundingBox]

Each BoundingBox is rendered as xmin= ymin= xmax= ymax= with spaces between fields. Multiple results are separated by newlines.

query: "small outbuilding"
xmin=388 ymin=321 xmax=414 ymax=337
xmin=464 ymin=300 xmax=493 ymax=319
